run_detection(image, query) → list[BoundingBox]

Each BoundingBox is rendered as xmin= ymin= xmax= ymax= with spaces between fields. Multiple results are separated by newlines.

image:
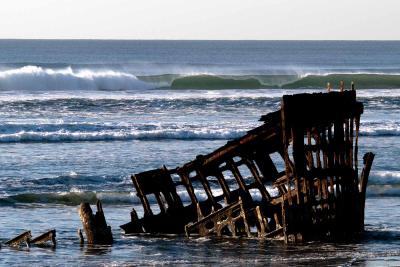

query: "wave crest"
xmin=2 ymin=66 xmax=400 ymax=91
xmin=0 ymin=123 xmax=246 ymax=143
xmin=0 ymin=191 xmax=137 ymax=206
xmin=0 ymin=66 xmax=152 ymax=91
xmin=0 ymin=120 xmax=399 ymax=143
xmin=142 ymin=73 xmax=400 ymax=90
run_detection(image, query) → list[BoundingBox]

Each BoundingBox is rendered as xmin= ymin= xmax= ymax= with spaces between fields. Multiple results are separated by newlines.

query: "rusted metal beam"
xmin=30 ymin=229 xmax=56 ymax=248
xmin=5 ymin=231 xmax=31 ymax=248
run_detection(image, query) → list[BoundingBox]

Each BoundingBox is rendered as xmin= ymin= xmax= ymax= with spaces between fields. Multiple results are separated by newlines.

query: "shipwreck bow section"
xmin=121 ymin=90 xmax=375 ymax=243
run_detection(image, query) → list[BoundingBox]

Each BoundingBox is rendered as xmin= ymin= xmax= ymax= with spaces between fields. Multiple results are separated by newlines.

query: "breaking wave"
xmin=1 ymin=66 xmax=400 ymax=91
xmin=3 ymin=172 xmax=400 ymax=206
xmin=170 ymin=75 xmax=265 ymax=89
xmin=0 ymin=184 xmax=274 ymax=206
xmin=2 ymin=171 xmax=400 ymax=206
xmin=281 ymin=73 xmax=400 ymax=89
xmin=0 ymin=123 xmax=246 ymax=143
xmin=365 ymin=171 xmax=400 ymax=197
xmin=0 ymin=191 xmax=137 ymax=206
xmin=0 ymin=130 xmax=244 ymax=143
xmin=0 ymin=66 xmax=152 ymax=91
xmin=361 ymin=121 xmax=400 ymax=136
xmin=142 ymin=73 xmax=400 ymax=90
xmin=369 ymin=171 xmax=400 ymax=186
xmin=0 ymin=121 xmax=399 ymax=143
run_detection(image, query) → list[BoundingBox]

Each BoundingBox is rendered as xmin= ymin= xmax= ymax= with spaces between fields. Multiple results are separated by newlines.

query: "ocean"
xmin=0 ymin=40 xmax=399 ymax=266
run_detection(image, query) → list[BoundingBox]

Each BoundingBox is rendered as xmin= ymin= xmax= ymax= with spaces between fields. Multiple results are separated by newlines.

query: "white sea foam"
xmin=69 ymin=171 xmax=78 ymax=177
xmin=366 ymin=171 xmax=400 ymax=196
xmin=1 ymin=87 xmax=400 ymax=103
xmin=0 ymin=119 xmax=399 ymax=143
xmin=360 ymin=122 xmax=400 ymax=136
xmin=299 ymin=71 xmax=400 ymax=78
xmin=0 ymin=66 xmax=152 ymax=91
xmin=369 ymin=171 xmax=400 ymax=185
xmin=0 ymin=190 xmax=140 ymax=205
xmin=0 ymin=128 xmax=246 ymax=142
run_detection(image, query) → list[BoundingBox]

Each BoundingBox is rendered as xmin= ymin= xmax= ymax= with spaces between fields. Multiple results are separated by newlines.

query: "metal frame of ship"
xmin=120 ymin=86 xmax=375 ymax=243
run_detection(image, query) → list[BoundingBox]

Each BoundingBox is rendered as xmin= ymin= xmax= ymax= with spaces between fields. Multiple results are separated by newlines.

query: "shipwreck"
xmin=120 ymin=87 xmax=375 ymax=243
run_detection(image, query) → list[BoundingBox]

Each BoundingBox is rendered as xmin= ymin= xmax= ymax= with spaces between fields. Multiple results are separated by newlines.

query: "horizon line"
xmin=0 ymin=38 xmax=399 ymax=42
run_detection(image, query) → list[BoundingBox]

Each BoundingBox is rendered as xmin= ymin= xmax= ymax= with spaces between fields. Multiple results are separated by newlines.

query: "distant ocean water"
xmin=0 ymin=40 xmax=399 ymax=266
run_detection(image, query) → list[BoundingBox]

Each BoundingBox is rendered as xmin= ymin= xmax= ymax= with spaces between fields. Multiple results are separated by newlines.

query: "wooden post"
xmin=78 ymin=200 xmax=113 ymax=245
xmin=78 ymin=229 xmax=84 ymax=245
xmin=339 ymin=80 xmax=344 ymax=92
xmin=359 ymin=152 xmax=375 ymax=230
xmin=327 ymin=82 xmax=331 ymax=92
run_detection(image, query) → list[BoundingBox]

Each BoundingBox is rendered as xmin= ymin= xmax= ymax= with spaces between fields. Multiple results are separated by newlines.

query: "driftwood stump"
xmin=78 ymin=200 xmax=113 ymax=245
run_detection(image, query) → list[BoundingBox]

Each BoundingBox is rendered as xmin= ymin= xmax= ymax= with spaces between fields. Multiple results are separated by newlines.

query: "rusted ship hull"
xmin=121 ymin=89 xmax=374 ymax=243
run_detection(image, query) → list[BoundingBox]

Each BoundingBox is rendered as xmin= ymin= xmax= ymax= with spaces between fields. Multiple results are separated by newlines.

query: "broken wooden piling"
xmin=79 ymin=200 xmax=113 ymax=245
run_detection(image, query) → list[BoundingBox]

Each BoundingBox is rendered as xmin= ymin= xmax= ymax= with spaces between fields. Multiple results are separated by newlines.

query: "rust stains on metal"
xmin=30 ymin=229 xmax=56 ymax=248
xmin=5 ymin=230 xmax=32 ymax=248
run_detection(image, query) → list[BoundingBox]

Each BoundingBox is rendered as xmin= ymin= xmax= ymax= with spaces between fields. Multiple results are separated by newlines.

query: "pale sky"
xmin=0 ymin=0 xmax=399 ymax=40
